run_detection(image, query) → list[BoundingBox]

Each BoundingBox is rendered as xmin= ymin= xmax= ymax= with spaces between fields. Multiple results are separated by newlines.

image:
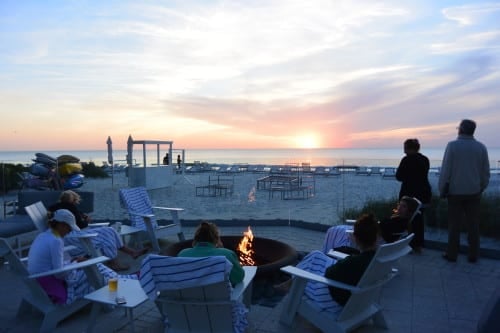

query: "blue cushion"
xmin=0 ymin=215 xmax=36 ymax=238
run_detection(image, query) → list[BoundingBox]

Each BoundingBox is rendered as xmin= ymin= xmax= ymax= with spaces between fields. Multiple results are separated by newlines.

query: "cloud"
xmin=442 ymin=2 xmax=500 ymax=26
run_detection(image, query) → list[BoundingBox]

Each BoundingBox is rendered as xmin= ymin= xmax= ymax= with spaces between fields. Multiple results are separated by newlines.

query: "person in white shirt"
xmin=27 ymin=209 xmax=137 ymax=304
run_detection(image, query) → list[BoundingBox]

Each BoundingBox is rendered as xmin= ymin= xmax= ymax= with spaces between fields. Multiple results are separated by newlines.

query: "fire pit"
xmin=164 ymin=235 xmax=298 ymax=278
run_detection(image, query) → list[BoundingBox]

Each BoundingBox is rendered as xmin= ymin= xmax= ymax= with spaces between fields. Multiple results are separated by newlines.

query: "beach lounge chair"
xmin=0 ymin=237 xmax=108 ymax=333
xmin=370 ymin=166 xmax=382 ymax=175
xmin=119 ymin=187 xmax=185 ymax=253
xmin=139 ymin=254 xmax=257 ymax=333
xmin=279 ymin=234 xmax=414 ymax=333
xmin=355 ymin=166 xmax=370 ymax=176
xmin=328 ymin=167 xmax=341 ymax=177
xmin=382 ymin=167 xmax=396 ymax=178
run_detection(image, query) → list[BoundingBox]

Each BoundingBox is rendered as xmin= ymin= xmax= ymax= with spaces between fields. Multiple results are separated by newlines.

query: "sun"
xmin=294 ymin=134 xmax=320 ymax=149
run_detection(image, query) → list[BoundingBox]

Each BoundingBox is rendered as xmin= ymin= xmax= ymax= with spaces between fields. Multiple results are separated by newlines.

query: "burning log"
xmin=237 ymin=226 xmax=255 ymax=266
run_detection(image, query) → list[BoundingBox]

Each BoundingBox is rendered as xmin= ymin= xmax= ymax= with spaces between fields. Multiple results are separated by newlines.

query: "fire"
xmin=237 ymin=226 xmax=255 ymax=266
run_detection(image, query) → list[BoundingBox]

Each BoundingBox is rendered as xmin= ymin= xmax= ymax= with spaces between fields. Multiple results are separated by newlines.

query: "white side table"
xmin=84 ymin=278 xmax=148 ymax=333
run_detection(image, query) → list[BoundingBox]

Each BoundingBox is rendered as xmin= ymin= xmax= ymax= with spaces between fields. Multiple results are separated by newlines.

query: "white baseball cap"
xmin=52 ymin=209 xmax=80 ymax=231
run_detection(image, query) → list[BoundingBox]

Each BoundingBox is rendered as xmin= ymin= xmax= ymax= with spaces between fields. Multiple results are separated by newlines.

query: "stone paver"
xmin=1 ymin=226 xmax=499 ymax=333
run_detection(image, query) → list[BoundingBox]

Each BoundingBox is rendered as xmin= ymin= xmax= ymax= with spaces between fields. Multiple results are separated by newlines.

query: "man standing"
xmin=439 ymin=119 xmax=490 ymax=263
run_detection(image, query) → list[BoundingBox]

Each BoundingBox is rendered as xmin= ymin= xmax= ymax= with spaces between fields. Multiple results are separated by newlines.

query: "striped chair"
xmin=140 ymin=254 xmax=256 ymax=333
xmin=119 ymin=187 xmax=185 ymax=253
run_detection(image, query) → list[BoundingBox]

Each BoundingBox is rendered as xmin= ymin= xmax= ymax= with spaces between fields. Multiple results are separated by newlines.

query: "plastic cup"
xmin=108 ymin=278 xmax=118 ymax=292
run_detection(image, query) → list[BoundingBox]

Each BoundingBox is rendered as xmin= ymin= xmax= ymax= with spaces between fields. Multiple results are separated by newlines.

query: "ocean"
xmin=1 ymin=148 xmax=499 ymax=169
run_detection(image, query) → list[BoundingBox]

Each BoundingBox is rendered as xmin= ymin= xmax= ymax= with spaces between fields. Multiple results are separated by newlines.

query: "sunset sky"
xmin=1 ymin=0 xmax=499 ymax=151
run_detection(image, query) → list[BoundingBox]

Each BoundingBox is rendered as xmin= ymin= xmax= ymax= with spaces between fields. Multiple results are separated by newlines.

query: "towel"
xmin=322 ymin=225 xmax=354 ymax=253
xmin=139 ymin=254 xmax=248 ymax=333
xmin=139 ymin=254 xmax=232 ymax=300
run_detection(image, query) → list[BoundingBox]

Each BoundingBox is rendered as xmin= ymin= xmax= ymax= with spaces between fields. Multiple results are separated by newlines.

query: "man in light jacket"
xmin=439 ymin=119 xmax=490 ymax=263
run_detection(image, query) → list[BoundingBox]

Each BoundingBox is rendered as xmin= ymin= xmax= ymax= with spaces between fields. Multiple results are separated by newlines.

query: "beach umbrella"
xmin=106 ymin=136 xmax=113 ymax=165
xmin=127 ymin=135 xmax=133 ymax=165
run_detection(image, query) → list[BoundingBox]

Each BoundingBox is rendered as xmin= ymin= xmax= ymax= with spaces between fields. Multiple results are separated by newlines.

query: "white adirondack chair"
xmin=24 ymin=201 xmax=101 ymax=258
xmin=119 ymin=187 xmax=185 ymax=253
xmin=0 ymin=237 xmax=108 ymax=333
xmin=280 ymin=234 xmax=414 ymax=333
xmin=139 ymin=254 xmax=256 ymax=333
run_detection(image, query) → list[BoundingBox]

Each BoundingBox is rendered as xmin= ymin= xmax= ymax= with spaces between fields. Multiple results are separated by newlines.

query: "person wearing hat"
xmin=49 ymin=190 xmax=148 ymax=271
xmin=439 ymin=119 xmax=490 ymax=263
xmin=27 ymin=209 xmax=138 ymax=305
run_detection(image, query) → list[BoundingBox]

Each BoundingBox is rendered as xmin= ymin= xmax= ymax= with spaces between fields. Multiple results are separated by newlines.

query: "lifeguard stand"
xmin=126 ymin=135 xmax=174 ymax=189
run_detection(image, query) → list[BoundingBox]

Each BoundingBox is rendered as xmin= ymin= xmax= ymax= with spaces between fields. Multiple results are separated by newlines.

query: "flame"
xmin=237 ymin=226 xmax=255 ymax=266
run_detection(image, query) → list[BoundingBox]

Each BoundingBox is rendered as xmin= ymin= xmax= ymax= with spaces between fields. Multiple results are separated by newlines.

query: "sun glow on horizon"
xmin=294 ymin=134 xmax=321 ymax=149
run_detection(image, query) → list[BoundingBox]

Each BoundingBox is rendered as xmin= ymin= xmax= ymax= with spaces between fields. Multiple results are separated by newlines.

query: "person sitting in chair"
xmin=277 ymin=214 xmax=379 ymax=310
xmin=322 ymin=196 xmax=420 ymax=254
xmin=178 ymin=221 xmax=244 ymax=286
xmin=27 ymin=209 xmax=138 ymax=304
xmin=49 ymin=190 xmax=148 ymax=271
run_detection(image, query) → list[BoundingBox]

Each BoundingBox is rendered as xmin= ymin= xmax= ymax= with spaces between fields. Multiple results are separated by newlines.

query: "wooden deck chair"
xmin=119 ymin=187 xmax=185 ymax=253
xmin=0 ymin=237 xmax=108 ymax=333
xmin=25 ymin=201 xmax=101 ymax=258
xmin=280 ymin=234 xmax=414 ymax=333
xmin=139 ymin=254 xmax=256 ymax=333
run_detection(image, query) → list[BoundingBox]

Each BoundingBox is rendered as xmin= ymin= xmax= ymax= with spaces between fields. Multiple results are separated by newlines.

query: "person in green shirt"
xmin=178 ymin=221 xmax=245 ymax=286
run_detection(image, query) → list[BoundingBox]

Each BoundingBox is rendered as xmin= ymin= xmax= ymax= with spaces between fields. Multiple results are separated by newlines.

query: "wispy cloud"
xmin=0 ymin=0 xmax=499 ymax=150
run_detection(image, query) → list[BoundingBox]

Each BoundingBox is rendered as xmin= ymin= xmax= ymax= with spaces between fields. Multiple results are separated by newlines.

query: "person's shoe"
xmin=468 ymin=256 xmax=477 ymax=263
xmin=442 ymin=253 xmax=456 ymax=262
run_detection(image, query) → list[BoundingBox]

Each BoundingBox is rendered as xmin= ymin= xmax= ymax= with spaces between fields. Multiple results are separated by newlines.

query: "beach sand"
xmin=86 ymin=171 xmax=408 ymax=225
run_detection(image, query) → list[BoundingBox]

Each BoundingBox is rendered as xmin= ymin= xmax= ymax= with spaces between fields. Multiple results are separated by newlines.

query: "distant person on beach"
xmin=322 ymin=196 xmax=420 ymax=254
xmin=163 ymin=153 xmax=169 ymax=165
xmin=48 ymin=190 xmax=148 ymax=271
xmin=178 ymin=221 xmax=244 ymax=286
xmin=439 ymin=119 xmax=490 ymax=263
xmin=277 ymin=214 xmax=379 ymax=309
xmin=396 ymin=138 xmax=431 ymax=253
xmin=177 ymin=154 xmax=181 ymax=169
xmin=27 ymin=209 xmax=138 ymax=304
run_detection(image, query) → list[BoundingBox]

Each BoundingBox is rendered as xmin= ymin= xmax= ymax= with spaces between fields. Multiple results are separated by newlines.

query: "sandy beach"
xmin=86 ymin=170 xmax=422 ymax=224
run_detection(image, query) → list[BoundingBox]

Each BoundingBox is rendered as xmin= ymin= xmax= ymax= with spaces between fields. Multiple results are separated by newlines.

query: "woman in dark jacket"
xmin=396 ymin=138 xmax=432 ymax=252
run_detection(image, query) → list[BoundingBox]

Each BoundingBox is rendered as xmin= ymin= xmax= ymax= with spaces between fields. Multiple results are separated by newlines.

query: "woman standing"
xmin=396 ymin=138 xmax=432 ymax=253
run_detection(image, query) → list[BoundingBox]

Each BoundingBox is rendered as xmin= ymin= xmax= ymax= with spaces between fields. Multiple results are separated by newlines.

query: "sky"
xmin=1 ymin=0 xmax=499 ymax=151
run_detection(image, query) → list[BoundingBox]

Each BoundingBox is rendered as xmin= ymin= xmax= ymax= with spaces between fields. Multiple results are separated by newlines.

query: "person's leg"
xmin=464 ymin=194 xmax=481 ymax=261
xmin=91 ymin=227 xmax=119 ymax=259
xmin=65 ymin=269 xmax=92 ymax=304
xmin=446 ymin=196 xmax=463 ymax=260
xmin=89 ymin=227 xmax=133 ymax=270
xmin=410 ymin=212 xmax=424 ymax=251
